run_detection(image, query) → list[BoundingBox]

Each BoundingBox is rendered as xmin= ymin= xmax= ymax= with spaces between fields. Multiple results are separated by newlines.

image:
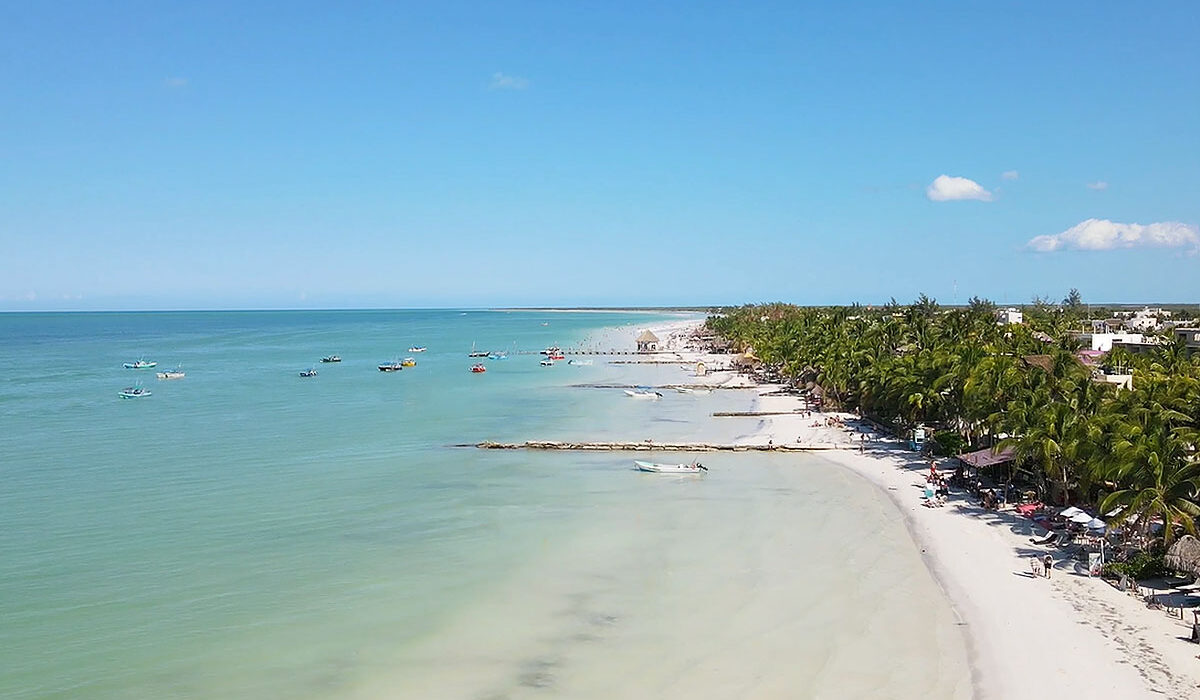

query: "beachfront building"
xmin=1074 ymin=332 xmax=1145 ymax=352
xmin=995 ymin=307 xmax=1023 ymax=325
xmin=1092 ymin=370 xmax=1134 ymax=390
xmin=636 ymin=330 xmax=660 ymax=353
xmin=1175 ymin=327 xmax=1200 ymax=355
xmin=1111 ymin=337 xmax=1165 ymax=355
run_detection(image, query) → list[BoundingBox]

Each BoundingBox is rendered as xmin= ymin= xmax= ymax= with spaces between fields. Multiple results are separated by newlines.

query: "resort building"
xmin=1175 ymin=327 xmax=1200 ymax=354
xmin=1116 ymin=306 xmax=1171 ymax=332
xmin=636 ymin=330 xmax=660 ymax=353
xmin=1111 ymin=337 xmax=1165 ymax=355
xmin=995 ymin=307 xmax=1023 ymax=325
xmin=1074 ymin=332 xmax=1145 ymax=352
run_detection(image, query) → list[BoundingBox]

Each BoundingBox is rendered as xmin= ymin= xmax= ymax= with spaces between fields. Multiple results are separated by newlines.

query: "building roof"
xmin=636 ymin=330 xmax=660 ymax=343
xmin=958 ymin=446 xmax=1016 ymax=468
xmin=1021 ymin=354 xmax=1054 ymax=372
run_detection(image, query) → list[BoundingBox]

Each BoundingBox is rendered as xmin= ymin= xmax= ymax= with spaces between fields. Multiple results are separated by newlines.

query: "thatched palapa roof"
xmin=636 ymin=330 xmax=660 ymax=343
xmin=958 ymin=446 xmax=1016 ymax=469
xmin=1165 ymin=535 xmax=1200 ymax=579
xmin=1021 ymin=355 xmax=1054 ymax=373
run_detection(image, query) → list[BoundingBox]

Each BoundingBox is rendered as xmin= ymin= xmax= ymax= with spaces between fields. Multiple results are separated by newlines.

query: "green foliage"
xmin=707 ymin=299 xmax=1200 ymax=545
xmin=1102 ymin=551 xmax=1167 ymax=580
xmin=931 ymin=431 xmax=967 ymax=457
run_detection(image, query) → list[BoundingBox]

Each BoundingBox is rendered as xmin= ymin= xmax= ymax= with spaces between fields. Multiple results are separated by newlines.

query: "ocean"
xmin=0 ymin=310 xmax=969 ymax=699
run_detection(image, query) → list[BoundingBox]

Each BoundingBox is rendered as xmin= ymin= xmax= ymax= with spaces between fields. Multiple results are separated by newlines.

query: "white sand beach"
xmin=629 ymin=318 xmax=1200 ymax=699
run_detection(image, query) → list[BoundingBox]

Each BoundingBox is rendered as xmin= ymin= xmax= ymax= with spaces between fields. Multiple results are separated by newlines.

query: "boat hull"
xmin=624 ymin=390 xmax=661 ymax=399
xmin=634 ymin=460 xmax=704 ymax=474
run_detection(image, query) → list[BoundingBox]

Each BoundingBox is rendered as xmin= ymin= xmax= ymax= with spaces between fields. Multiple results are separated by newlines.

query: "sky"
xmin=1 ymin=1 xmax=1198 ymax=310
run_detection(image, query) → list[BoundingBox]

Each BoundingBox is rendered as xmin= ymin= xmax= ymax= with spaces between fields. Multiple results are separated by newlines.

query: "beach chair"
xmin=1029 ymin=531 xmax=1057 ymax=546
xmin=1052 ymin=532 xmax=1076 ymax=549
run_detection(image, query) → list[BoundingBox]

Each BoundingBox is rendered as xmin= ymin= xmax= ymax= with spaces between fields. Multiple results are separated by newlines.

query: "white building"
xmin=995 ymin=307 xmax=1023 ymax=325
xmin=1119 ymin=307 xmax=1171 ymax=332
xmin=1075 ymin=332 xmax=1145 ymax=352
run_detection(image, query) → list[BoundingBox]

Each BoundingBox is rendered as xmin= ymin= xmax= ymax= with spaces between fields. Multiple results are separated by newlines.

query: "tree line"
xmin=706 ymin=297 xmax=1200 ymax=544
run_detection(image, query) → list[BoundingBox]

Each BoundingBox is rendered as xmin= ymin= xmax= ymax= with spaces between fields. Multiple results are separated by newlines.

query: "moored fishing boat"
xmin=470 ymin=363 xmax=487 ymax=373
xmin=118 ymin=386 xmax=152 ymax=399
xmin=320 ymin=355 xmax=341 ymax=363
xmin=401 ymin=357 xmax=417 ymax=367
xmin=299 ymin=368 xmax=318 ymax=377
xmin=467 ymin=342 xmax=488 ymax=358
xmin=378 ymin=361 xmax=404 ymax=372
xmin=123 ymin=359 xmax=157 ymax=370
xmin=567 ymin=359 xmax=593 ymax=366
xmin=624 ymin=387 xmax=662 ymax=399
xmin=408 ymin=346 xmax=426 ymax=353
xmin=540 ymin=358 xmax=555 ymax=366
xmin=156 ymin=368 xmax=185 ymax=379
xmin=634 ymin=460 xmax=706 ymax=473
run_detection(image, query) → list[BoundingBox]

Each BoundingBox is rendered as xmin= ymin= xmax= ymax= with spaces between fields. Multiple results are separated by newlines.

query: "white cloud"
xmin=1001 ymin=170 xmax=1019 ymax=181
xmin=1086 ymin=181 xmax=1109 ymax=190
xmin=164 ymin=77 xmax=188 ymax=88
xmin=1027 ymin=218 xmax=1199 ymax=253
xmin=489 ymin=72 xmax=529 ymax=90
xmin=926 ymin=174 xmax=993 ymax=202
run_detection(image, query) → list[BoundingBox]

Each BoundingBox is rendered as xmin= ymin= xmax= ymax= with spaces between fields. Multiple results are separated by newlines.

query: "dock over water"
xmin=463 ymin=440 xmax=853 ymax=452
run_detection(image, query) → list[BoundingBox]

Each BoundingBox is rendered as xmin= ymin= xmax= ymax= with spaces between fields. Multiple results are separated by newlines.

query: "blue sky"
xmin=2 ymin=1 xmax=1197 ymax=310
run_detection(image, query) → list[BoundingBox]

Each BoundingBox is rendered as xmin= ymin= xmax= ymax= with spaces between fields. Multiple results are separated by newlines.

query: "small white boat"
xmin=408 ymin=346 xmax=427 ymax=353
xmin=634 ymin=460 xmax=706 ymax=473
xmin=675 ymin=387 xmax=712 ymax=395
xmin=156 ymin=368 xmax=185 ymax=380
xmin=299 ymin=368 xmax=318 ymax=377
xmin=118 ymin=386 xmax=152 ymax=399
xmin=624 ymin=387 xmax=662 ymax=399
xmin=320 ymin=355 xmax=341 ymax=363
xmin=378 ymin=361 xmax=404 ymax=372
xmin=567 ymin=359 xmax=593 ymax=366
xmin=123 ymin=359 xmax=157 ymax=370
xmin=540 ymin=359 xmax=556 ymax=366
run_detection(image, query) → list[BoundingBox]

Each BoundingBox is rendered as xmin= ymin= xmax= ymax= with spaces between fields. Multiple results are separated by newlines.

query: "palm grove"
xmin=706 ymin=296 xmax=1200 ymax=547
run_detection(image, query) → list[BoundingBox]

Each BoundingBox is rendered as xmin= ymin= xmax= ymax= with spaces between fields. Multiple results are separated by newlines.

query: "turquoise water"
xmin=0 ymin=310 xmax=969 ymax=699
xmin=0 ymin=310 xmax=680 ymax=697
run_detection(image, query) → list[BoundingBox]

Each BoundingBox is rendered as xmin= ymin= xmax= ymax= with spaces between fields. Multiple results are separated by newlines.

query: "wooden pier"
xmin=711 ymin=410 xmax=811 ymax=417
xmin=463 ymin=440 xmax=854 ymax=452
xmin=569 ymin=383 xmax=755 ymax=391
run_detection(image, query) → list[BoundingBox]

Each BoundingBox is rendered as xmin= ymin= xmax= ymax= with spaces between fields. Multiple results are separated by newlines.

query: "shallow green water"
xmin=0 ymin=310 xmax=968 ymax=699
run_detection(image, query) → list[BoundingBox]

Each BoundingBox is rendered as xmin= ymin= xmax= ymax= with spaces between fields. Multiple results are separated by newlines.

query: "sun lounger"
xmin=1029 ymin=531 xmax=1057 ymax=545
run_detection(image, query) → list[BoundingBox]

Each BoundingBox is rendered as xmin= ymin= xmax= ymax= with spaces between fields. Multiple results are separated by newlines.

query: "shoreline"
xmin=629 ymin=317 xmax=1200 ymax=698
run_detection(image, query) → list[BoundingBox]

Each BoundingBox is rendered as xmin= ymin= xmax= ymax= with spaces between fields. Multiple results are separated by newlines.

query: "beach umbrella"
xmin=1060 ymin=506 xmax=1087 ymax=518
xmin=1165 ymin=535 xmax=1200 ymax=579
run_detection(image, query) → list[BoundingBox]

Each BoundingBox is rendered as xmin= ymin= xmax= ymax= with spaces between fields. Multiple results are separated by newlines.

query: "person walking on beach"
xmin=1043 ymin=554 xmax=1053 ymax=578
xmin=859 ymin=434 xmax=866 ymax=454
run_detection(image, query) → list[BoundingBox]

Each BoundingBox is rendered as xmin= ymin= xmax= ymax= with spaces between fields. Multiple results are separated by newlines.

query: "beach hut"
xmin=1166 ymin=535 xmax=1200 ymax=579
xmin=636 ymin=330 xmax=660 ymax=353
